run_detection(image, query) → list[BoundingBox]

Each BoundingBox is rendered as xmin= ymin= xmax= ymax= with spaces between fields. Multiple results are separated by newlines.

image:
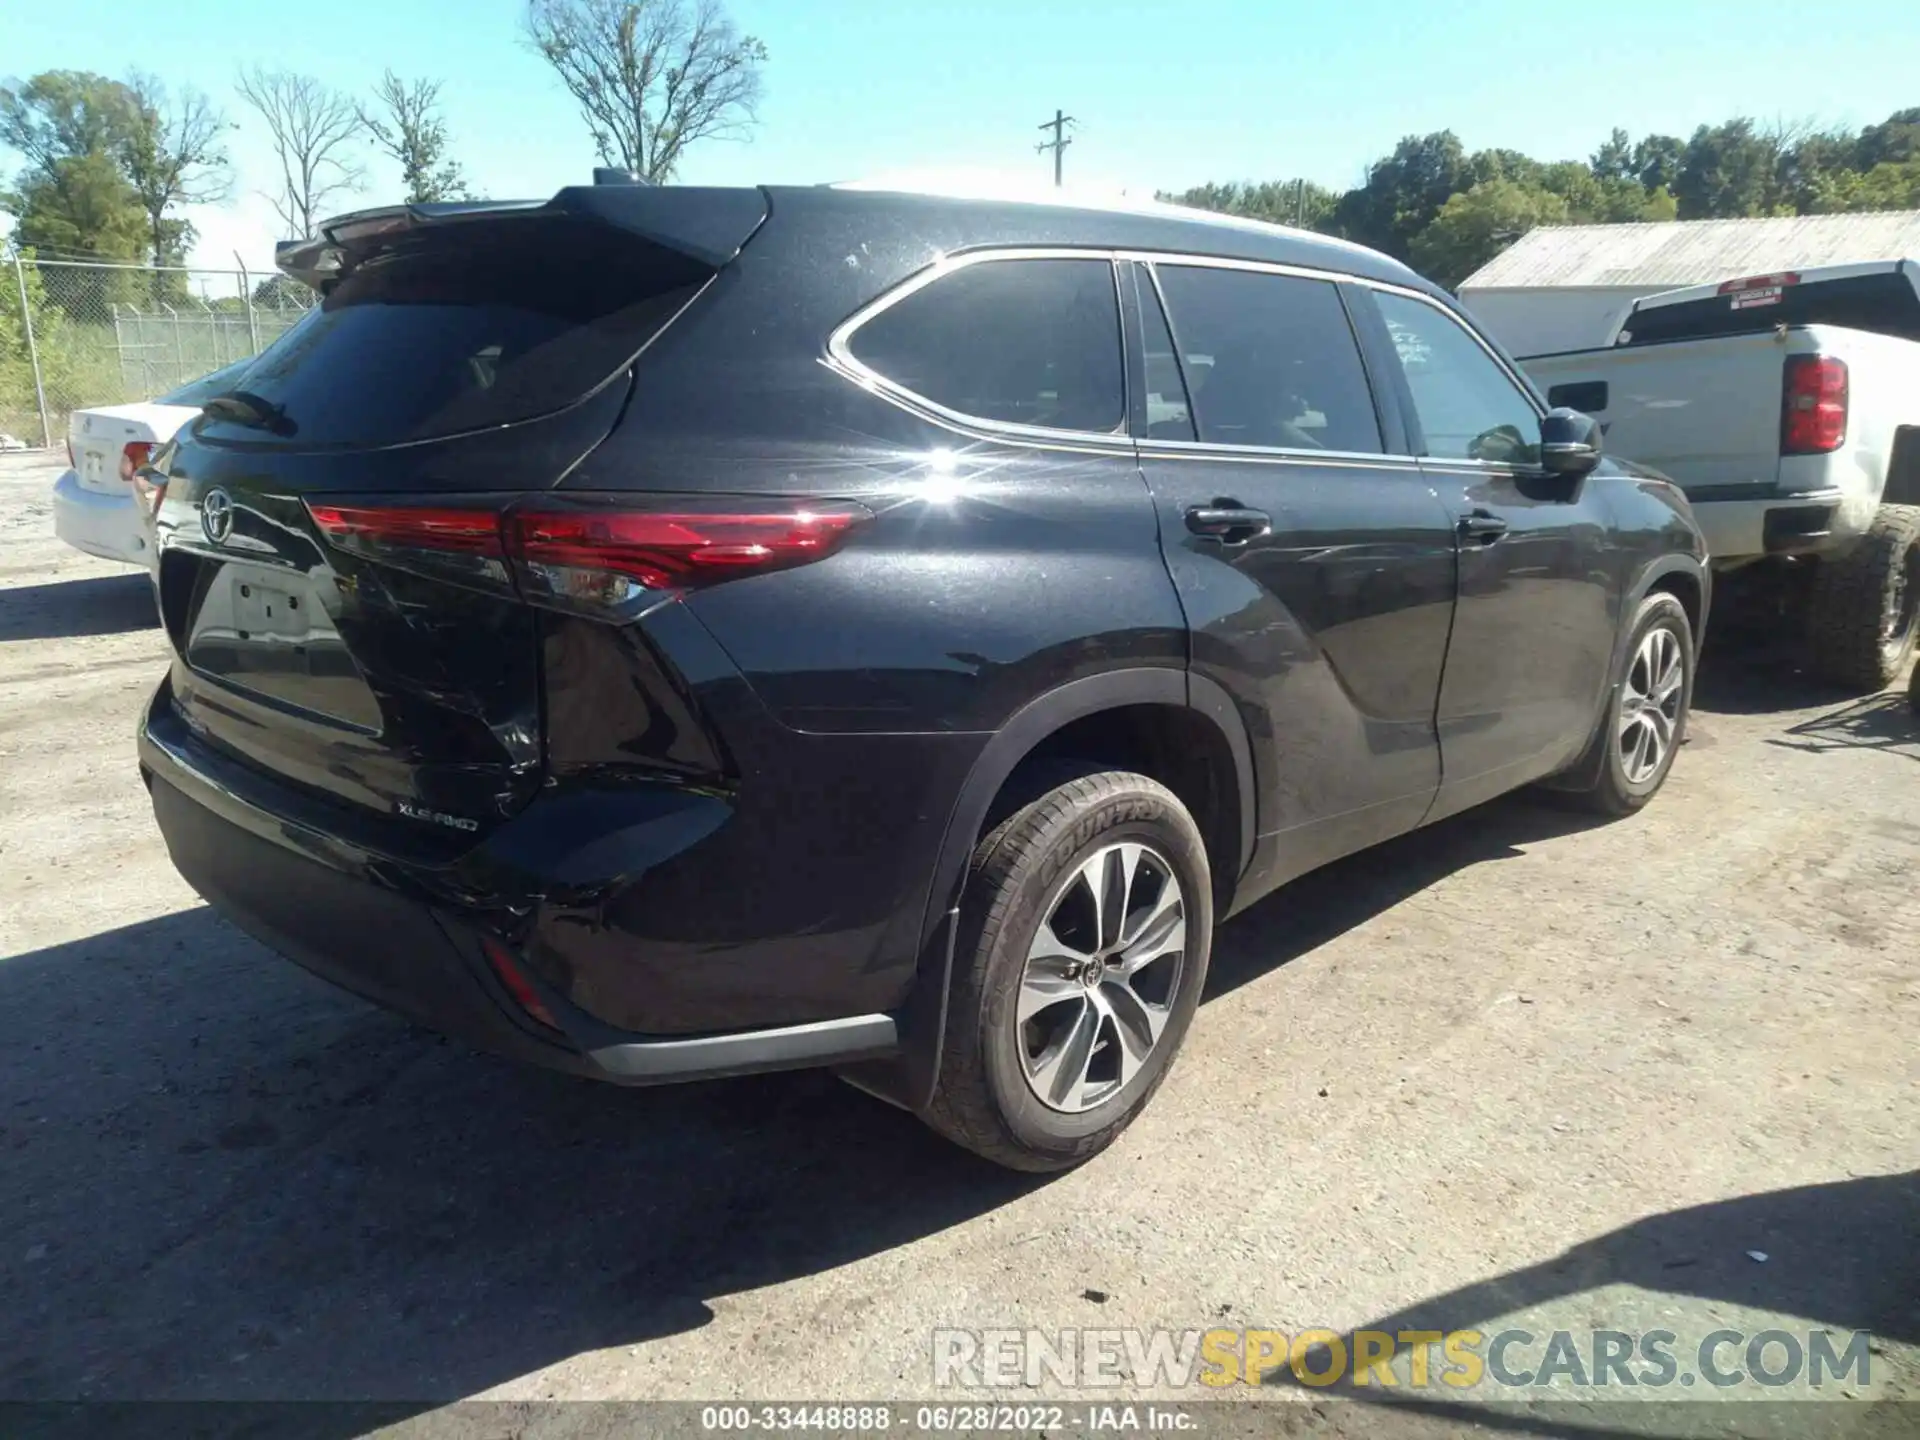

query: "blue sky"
xmin=5 ymin=0 xmax=1919 ymax=270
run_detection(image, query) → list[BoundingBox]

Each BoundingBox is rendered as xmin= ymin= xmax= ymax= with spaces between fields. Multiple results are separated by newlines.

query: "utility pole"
xmin=1036 ymin=109 xmax=1076 ymax=188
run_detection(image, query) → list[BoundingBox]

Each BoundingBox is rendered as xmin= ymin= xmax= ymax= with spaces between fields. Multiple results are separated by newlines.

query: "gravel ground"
xmin=0 ymin=450 xmax=1914 ymax=1439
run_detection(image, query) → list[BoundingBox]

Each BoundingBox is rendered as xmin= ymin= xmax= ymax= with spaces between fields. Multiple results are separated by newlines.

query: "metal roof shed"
xmin=1458 ymin=210 xmax=1920 ymax=357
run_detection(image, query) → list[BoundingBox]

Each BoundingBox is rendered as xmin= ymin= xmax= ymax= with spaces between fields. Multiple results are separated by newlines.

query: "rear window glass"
xmin=847 ymin=257 xmax=1124 ymax=433
xmin=200 ymin=219 xmax=711 ymax=446
xmin=1622 ymin=272 xmax=1920 ymax=347
xmin=159 ymin=357 xmax=256 ymax=408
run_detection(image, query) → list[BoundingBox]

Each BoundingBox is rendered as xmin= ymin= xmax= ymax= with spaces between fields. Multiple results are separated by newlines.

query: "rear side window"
xmin=1152 ymin=265 xmax=1382 ymax=453
xmin=1622 ymin=272 xmax=1920 ymax=347
xmin=202 ymin=218 xmax=711 ymax=446
xmin=846 ymin=257 xmax=1124 ymax=433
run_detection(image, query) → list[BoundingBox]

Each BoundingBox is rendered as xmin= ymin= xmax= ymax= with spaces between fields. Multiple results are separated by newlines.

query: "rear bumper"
xmin=53 ymin=469 xmax=148 ymax=566
xmin=139 ymin=688 xmax=900 ymax=1086
xmin=1691 ymin=487 xmax=1848 ymax=562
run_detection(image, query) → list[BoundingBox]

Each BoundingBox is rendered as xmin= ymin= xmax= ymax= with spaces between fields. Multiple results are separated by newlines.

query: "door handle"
xmin=1458 ymin=509 xmax=1509 ymax=544
xmin=1185 ymin=503 xmax=1271 ymax=546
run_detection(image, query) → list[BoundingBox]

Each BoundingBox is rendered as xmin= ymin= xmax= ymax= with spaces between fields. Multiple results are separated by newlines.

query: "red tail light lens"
xmin=304 ymin=498 xmax=869 ymax=614
xmin=509 ymin=507 xmax=866 ymax=611
xmin=118 ymin=441 xmax=154 ymax=482
xmin=480 ymin=936 xmax=560 ymax=1031
xmin=308 ymin=502 xmax=513 ymax=591
xmin=1782 ymin=355 xmax=1848 ymax=455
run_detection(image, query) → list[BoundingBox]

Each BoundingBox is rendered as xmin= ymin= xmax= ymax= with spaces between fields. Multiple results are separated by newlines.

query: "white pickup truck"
xmin=1520 ymin=261 xmax=1920 ymax=690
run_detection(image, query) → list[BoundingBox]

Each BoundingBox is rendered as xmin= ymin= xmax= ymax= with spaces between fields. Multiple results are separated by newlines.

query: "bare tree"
xmin=358 ymin=71 xmax=469 ymax=204
xmin=120 ymin=73 xmax=232 ymax=266
xmin=524 ymin=0 xmax=767 ymax=182
xmin=235 ymin=67 xmax=364 ymax=237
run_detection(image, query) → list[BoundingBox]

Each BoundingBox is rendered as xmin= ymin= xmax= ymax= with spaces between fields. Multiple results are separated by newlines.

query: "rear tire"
xmin=1805 ymin=505 xmax=1920 ymax=692
xmin=920 ymin=770 xmax=1211 ymax=1172
xmin=1559 ymin=592 xmax=1695 ymax=816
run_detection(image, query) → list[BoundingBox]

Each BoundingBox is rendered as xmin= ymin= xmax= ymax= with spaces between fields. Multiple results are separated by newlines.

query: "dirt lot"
xmin=0 ymin=449 xmax=1914 ymax=1437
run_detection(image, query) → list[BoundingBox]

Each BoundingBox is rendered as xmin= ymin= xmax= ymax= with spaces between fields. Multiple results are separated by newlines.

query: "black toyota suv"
xmin=138 ymin=180 xmax=1708 ymax=1171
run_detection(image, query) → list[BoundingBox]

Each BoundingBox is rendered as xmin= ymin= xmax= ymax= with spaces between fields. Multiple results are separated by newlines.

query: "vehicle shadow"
xmin=0 ymin=791 xmax=1614 ymax=1412
xmin=0 ymin=574 xmax=157 ymax=642
xmin=0 ymin=907 xmax=1036 ymax=1409
xmin=1256 ymin=1171 xmax=1918 ymax=1437
xmin=1766 ymin=693 xmax=1919 ymax=762
xmin=1207 ymin=790 xmax=1608 ymax=1002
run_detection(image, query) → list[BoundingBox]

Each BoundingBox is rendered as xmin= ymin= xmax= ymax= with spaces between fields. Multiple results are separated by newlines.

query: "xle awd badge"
xmin=396 ymin=801 xmax=480 ymax=833
xmin=200 ymin=488 xmax=235 ymax=545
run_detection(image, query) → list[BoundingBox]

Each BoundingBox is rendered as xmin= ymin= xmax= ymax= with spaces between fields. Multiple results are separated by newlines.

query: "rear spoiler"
xmin=274 ymin=185 xmax=769 ymax=290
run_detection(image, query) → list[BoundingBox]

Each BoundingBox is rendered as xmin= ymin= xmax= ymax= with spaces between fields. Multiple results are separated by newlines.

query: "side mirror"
xmin=1540 ymin=407 xmax=1603 ymax=477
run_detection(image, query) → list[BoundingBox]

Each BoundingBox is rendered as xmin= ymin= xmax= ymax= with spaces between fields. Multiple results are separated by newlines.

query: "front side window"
xmin=1151 ymin=264 xmax=1382 ymax=453
xmin=1373 ymin=291 xmax=1541 ymax=466
xmin=846 ymin=257 xmax=1124 ymax=433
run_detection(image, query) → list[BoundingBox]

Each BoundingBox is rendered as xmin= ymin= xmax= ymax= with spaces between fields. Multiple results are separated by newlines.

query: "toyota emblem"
xmin=201 ymin=488 xmax=235 ymax=545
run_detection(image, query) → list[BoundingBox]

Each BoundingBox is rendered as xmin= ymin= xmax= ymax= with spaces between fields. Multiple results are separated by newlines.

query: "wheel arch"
xmin=884 ymin=667 xmax=1255 ymax=1112
xmin=1543 ymin=553 xmax=1708 ymax=795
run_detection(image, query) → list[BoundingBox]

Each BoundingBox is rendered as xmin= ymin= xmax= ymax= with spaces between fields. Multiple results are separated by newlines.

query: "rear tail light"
xmin=307 ymin=497 xmax=870 ymax=616
xmin=306 ymin=503 xmax=514 ymax=591
xmin=118 ymin=441 xmax=154 ymax=482
xmin=1782 ymin=355 xmax=1848 ymax=455
xmin=511 ymin=508 xmax=865 ymax=612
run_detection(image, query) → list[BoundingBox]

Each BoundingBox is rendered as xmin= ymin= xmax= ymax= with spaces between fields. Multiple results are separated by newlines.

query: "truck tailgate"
xmin=1522 ymin=333 xmax=1792 ymax=498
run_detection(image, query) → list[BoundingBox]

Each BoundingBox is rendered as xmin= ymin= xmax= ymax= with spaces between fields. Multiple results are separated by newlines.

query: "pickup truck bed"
xmin=1525 ymin=323 xmax=1920 ymax=563
xmin=1511 ymin=261 xmax=1920 ymax=689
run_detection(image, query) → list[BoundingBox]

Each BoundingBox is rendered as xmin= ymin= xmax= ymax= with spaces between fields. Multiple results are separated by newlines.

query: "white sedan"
xmin=52 ymin=359 xmax=250 ymax=566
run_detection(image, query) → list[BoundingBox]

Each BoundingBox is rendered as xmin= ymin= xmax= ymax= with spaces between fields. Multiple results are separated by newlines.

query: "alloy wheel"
xmin=1619 ymin=625 xmax=1685 ymax=785
xmin=1017 ymin=841 xmax=1187 ymax=1114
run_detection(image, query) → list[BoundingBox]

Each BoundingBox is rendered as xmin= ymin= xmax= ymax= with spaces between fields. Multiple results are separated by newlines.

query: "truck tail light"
xmin=1782 ymin=355 xmax=1847 ymax=455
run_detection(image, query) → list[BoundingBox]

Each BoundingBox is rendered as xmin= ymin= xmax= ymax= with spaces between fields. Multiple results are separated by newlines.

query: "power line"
xmin=1036 ymin=109 xmax=1077 ymax=188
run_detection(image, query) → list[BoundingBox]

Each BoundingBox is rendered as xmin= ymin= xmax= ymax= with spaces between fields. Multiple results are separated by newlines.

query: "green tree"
xmin=1590 ymin=127 xmax=1636 ymax=182
xmin=250 ymin=272 xmax=314 ymax=310
xmin=1465 ymin=147 xmax=1544 ymax=189
xmin=0 ymin=246 xmax=95 ymax=439
xmin=1857 ymin=107 xmax=1920 ymax=168
xmin=1159 ymin=179 xmax=1337 ymax=231
xmin=1814 ymin=159 xmax=1920 ymax=213
xmin=1409 ymin=179 xmax=1570 ymax=290
xmin=1777 ymin=128 xmax=1862 ymax=215
xmin=0 ymin=72 xmax=149 ymax=263
xmin=1675 ymin=119 xmax=1788 ymax=218
xmin=1331 ymin=130 xmax=1468 ymax=259
xmin=1631 ymin=134 xmax=1686 ymax=192
xmin=358 ymin=71 xmax=470 ymax=203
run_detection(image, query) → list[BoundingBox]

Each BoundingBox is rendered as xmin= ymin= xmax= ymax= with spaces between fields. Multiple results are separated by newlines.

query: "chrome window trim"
xmin=827 ymin=243 xmax=1548 ymax=467
xmin=825 ymin=246 xmax=1135 ymax=447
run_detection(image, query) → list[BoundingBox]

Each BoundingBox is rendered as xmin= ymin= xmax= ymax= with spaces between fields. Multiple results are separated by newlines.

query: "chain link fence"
xmin=2 ymin=251 xmax=316 ymax=448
